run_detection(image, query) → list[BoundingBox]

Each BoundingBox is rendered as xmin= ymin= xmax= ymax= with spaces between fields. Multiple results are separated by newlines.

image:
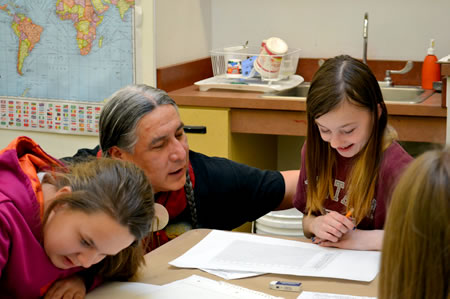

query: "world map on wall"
xmin=0 ymin=0 xmax=135 ymax=102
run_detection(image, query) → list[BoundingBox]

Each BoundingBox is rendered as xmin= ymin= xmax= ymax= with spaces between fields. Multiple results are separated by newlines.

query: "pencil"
xmin=345 ymin=208 xmax=354 ymax=218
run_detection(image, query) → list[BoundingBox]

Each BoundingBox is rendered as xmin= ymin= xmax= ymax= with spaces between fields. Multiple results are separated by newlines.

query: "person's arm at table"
xmin=318 ymin=229 xmax=383 ymax=251
xmin=302 ymin=211 xmax=354 ymax=241
xmin=304 ymin=213 xmax=383 ymax=250
xmin=275 ymin=170 xmax=300 ymax=210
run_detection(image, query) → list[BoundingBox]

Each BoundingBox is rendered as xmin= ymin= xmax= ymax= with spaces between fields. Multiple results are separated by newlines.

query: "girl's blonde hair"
xmin=379 ymin=147 xmax=449 ymax=299
xmin=305 ymin=55 xmax=392 ymax=224
xmin=43 ymin=158 xmax=154 ymax=281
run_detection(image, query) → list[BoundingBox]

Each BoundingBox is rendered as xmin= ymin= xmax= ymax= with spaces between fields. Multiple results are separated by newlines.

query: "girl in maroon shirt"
xmin=293 ymin=55 xmax=413 ymax=250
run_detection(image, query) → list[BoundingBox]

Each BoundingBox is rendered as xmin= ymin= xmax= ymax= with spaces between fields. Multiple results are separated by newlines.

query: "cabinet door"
xmin=179 ymin=106 xmax=279 ymax=233
xmin=179 ymin=106 xmax=231 ymax=158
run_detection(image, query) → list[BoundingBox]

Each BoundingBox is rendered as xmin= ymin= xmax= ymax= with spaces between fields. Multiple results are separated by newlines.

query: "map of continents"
xmin=0 ymin=0 xmax=135 ymax=102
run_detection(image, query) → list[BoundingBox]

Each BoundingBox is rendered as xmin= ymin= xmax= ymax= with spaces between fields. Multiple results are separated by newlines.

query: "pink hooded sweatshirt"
xmin=0 ymin=137 xmax=81 ymax=298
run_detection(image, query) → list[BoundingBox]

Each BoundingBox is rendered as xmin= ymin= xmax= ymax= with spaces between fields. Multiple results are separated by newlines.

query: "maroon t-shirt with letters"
xmin=293 ymin=141 xmax=413 ymax=229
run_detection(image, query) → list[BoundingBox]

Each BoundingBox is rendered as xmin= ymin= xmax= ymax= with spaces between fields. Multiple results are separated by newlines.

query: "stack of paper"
xmin=87 ymin=275 xmax=283 ymax=299
xmin=297 ymin=291 xmax=376 ymax=299
xmin=170 ymin=230 xmax=381 ymax=282
xmin=86 ymin=281 xmax=160 ymax=299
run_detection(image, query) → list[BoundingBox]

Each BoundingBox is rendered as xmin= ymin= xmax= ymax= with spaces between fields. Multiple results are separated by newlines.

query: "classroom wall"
xmin=212 ymin=0 xmax=450 ymax=61
xmin=0 ymin=130 xmax=98 ymax=159
xmin=155 ymin=0 xmax=211 ymax=67
xmin=154 ymin=1 xmax=450 ymax=64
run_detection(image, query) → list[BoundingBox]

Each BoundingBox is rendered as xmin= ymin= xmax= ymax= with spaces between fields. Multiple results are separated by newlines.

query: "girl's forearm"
xmin=302 ymin=214 xmax=316 ymax=238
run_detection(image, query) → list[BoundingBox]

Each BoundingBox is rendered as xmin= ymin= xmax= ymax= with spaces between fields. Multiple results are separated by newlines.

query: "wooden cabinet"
xmin=171 ymin=85 xmax=447 ymax=144
xmin=178 ymin=106 xmax=230 ymax=158
xmin=179 ymin=106 xmax=279 ymax=233
xmin=178 ymin=106 xmax=278 ymax=170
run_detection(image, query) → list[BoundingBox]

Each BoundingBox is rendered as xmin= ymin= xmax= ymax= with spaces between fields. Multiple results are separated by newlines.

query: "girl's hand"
xmin=318 ymin=229 xmax=383 ymax=251
xmin=309 ymin=211 xmax=355 ymax=242
xmin=44 ymin=275 xmax=86 ymax=299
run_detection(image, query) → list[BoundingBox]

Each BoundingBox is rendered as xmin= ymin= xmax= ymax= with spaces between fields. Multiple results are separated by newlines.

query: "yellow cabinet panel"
xmin=179 ymin=106 xmax=278 ymax=233
xmin=179 ymin=106 xmax=278 ymax=169
xmin=179 ymin=106 xmax=231 ymax=158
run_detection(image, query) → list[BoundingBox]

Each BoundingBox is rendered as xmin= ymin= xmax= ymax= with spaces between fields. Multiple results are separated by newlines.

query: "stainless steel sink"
xmin=263 ymin=83 xmax=434 ymax=104
xmin=380 ymin=86 xmax=434 ymax=103
xmin=264 ymin=84 xmax=310 ymax=99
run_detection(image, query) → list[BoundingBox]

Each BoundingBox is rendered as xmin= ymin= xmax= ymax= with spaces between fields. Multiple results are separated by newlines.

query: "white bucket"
xmin=254 ymin=208 xmax=304 ymax=237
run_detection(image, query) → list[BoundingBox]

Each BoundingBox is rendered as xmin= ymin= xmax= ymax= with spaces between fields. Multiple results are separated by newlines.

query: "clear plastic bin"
xmin=210 ymin=46 xmax=301 ymax=82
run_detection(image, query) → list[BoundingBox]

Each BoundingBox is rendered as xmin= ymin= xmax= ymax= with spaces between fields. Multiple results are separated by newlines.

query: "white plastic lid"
xmin=427 ymin=39 xmax=435 ymax=55
xmin=265 ymin=37 xmax=288 ymax=55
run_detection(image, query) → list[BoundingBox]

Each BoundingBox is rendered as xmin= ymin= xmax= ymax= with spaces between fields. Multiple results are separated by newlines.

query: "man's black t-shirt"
xmin=183 ymin=150 xmax=285 ymax=230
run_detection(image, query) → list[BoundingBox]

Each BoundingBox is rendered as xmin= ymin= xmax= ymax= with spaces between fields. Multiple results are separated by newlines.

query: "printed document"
xmin=86 ymin=281 xmax=160 ymax=298
xmin=86 ymin=275 xmax=282 ymax=299
xmin=134 ymin=275 xmax=283 ymax=299
xmin=297 ymin=291 xmax=376 ymax=299
xmin=170 ymin=230 xmax=380 ymax=282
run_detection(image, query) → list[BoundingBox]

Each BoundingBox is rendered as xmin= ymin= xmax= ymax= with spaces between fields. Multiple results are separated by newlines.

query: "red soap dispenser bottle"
xmin=421 ymin=39 xmax=441 ymax=90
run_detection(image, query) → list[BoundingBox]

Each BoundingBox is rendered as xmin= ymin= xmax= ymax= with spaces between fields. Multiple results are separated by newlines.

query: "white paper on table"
xmin=170 ymin=230 xmax=380 ymax=282
xmin=133 ymin=275 xmax=284 ymax=299
xmin=297 ymin=291 xmax=376 ymax=299
xmin=86 ymin=281 xmax=161 ymax=298
xmin=200 ymin=267 xmax=264 ymax=279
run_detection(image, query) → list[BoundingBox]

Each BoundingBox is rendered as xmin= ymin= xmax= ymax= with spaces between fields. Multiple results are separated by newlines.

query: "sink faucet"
xmin=363 ymin=12 xmax=368 ymax=64
xmin=382 ymin=61 xmax=414 ymax=87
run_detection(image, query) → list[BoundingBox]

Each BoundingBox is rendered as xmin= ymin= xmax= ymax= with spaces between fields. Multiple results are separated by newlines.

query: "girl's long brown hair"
xmin=305 ymin=55 xmax=392 ymax=224
xmin=43 ymin=158 xmax=154 ymax=281
xmin=379 ymin=147 xmax=449 ymax=299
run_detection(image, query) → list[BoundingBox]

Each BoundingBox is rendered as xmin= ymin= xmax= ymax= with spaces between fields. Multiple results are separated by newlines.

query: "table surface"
xmin=133 ymin=229 xmax=378 ymax=299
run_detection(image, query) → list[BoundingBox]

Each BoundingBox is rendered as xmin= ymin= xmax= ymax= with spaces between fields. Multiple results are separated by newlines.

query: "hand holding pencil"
xmin=345 ymin=207 xmax=354 ymax=219
xmin=309 ymin=208 xmax=356 ymax=244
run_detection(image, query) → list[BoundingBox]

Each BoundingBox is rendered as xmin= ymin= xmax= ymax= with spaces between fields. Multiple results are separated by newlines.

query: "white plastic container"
xmin=254 ymin=208 xmax=304 ymax=237
xmin=223 ymin=45 xmax=245 ymax=78
xmin=254 ymin=37 xmax=288 ymax=79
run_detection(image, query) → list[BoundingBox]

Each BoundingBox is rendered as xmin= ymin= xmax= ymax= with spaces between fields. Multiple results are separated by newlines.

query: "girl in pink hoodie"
xmin=0 ymin=136 xmax=154 ymax=298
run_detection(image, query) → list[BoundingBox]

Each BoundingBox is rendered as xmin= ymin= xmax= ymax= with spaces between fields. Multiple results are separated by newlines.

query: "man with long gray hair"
xmin=67 ymin=84 xmax=299 ymax=248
